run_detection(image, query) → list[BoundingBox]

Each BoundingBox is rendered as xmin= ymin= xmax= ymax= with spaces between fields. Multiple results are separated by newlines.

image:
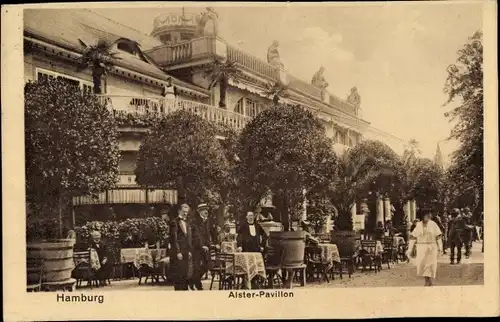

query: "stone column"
xmin=409 ymin=200 xmax=416 ymax=222
xmin=403 ymin=201 xmax=411 ymax=226
xmin=384 ymin=198 xmax=391 ymax=222
xmin=376 ymin=197 xmax=384 ymax=224
xmin=302 ymin=188 xmax=307 ymax=221
xmin=412 ymin=200 xmax=417 ymax=221
xmin=351 ymin=203 xmax=357 ymax=229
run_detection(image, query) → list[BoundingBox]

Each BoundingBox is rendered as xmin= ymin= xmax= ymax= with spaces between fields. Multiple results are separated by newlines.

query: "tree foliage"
xmin=135 ymin=110 xmax=230 ymax=207
xmin=203 ymin=58 xmax=241 ymax=108
xmin=77 ymin=38 xmax=124 ymax=94
xmin=263 ymin=81 xmax=290 ymax=106
xmin=443 ymin=31 xmax=483 ymax=217
xmin=25 ymin=78 xmax=120 ymax=234
xmin=236 ymin=104 xmax=337 ymax=230
xmin=328 ymin=140 xmax=398 ymax=230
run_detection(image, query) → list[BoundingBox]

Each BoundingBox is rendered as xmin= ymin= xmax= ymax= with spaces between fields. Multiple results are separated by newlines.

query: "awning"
xmin=72 ymin=189 xmax=178 ymax=205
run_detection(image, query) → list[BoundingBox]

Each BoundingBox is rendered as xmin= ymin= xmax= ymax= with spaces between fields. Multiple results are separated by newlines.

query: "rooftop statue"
xmin=194 ymin=7 xmax=219 ymax=38
xmin=311 ymin=66 xmax=329 ymax=90
xmin=267 ymin=40 xmax=284 ymax=69
xmin=347 ymin=86 xmax=361 ymax=108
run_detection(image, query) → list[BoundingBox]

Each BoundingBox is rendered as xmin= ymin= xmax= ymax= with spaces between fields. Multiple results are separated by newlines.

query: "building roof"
xmin=24 ymin=9 xmax=163 ymax=51
xmin=24 ymin=9 xmax=208 ymax=96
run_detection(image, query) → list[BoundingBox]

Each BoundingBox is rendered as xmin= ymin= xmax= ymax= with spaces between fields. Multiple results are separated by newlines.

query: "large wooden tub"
xmin=27 ymin=239 xmax=75 ymax=283
xmin=330 ymin=230 xmax=358 ymax=257
xmin=269 ymin=231 xmax=306 ymax=268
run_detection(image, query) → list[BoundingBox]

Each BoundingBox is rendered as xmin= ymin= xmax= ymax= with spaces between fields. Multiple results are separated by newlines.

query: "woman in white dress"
xmin=406 ymin=208 xmax=443 ymax=286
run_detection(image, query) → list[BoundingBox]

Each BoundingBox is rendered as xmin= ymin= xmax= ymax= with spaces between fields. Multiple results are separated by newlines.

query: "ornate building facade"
xmin=24 ymin=8 xmax=406 ymax=225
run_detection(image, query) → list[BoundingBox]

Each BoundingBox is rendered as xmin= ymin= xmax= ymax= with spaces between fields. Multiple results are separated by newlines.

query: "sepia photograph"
xmin=2 ymin=1 xmax=498 ymax=320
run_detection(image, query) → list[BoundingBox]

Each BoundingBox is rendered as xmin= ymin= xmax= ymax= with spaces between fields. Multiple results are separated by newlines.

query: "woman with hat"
xmin=406 ymin=207 xmax=443 ymax=286
xmin=298 ymin=220 xmax=319 ymax=246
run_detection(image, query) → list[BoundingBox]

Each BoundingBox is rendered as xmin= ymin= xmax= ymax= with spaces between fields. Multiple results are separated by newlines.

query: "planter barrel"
xmin=259 ymin=221 xmax=284 ymax=236
xmin=27 ymin=239 xmax=75 ymax=283
xmin=330 ymin=230 xmax=358 ymax=257
xmin=269 ymin=231 xmax=306 ymax=268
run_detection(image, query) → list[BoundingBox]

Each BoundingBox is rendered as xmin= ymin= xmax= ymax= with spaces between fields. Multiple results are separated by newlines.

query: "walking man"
xmin=448 ymin=208 xmax=466 ymax=264
xmin=191 ymin=203 xmax=212 ymax=291
xmin=462 ymin=207 xmax=474 ymax=258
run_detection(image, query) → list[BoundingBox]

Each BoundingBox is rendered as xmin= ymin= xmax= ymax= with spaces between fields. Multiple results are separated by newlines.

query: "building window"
xmin=160 ymin=34 xmax=172 ymax=44
xmin=117 ymin=41 xmax=138 ymax=55
xmin=234 ymin=98 xmax=244 ymax=115
xmin=36 ymin=68 xmax=93 ymax=93
xmin=180 ymin=33 xmax=192 ymax=41
xmin=245 ymin=98 xmax=262 ymax=118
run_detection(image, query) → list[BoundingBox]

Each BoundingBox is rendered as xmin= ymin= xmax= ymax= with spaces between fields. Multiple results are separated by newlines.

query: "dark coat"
xmin=236 ymin=222 xmax=268 ymax=252
xmin=448 ymin=216 xmax=468 ymax=242
xmin=169 ymin=218 xmax=193 ymax=280
xmin=191 ymin=215 xmax=212 ymax=250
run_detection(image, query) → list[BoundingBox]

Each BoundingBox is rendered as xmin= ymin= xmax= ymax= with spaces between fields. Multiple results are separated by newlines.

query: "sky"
xmin=92 ymin=2 xmax=483 ymax=163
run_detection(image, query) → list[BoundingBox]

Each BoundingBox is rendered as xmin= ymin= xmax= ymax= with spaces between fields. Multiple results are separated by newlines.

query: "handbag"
xmin=409 ymin=243 xmax=417 ymax=259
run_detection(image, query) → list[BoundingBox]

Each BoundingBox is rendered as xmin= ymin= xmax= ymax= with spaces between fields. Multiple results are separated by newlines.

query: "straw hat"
xmin=197 ymin=203 xmax=209 ymax=211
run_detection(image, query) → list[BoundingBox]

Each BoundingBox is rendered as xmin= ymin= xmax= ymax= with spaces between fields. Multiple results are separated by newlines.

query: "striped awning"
xmin=72 ymin=189 xmax=177 ymax=205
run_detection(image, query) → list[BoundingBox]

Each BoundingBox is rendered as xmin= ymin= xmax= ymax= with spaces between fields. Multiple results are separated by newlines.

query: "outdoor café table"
xmin=134 ymin=248 xmax=167 ymax=269
xmin=74 ymin=248 xmax=101 ymax=270
xmin=226 ymin=252 xmax=266 ymax=289
xmin=221 ymin=241 xmax=237 ymax=254
xmin=317 ymin=243 xmax=341 ymax=269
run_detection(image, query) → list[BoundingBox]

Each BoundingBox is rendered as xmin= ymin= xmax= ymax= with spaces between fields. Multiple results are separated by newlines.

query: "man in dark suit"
xmin=169 ymin=203 xmax=193 ymax=291
xmin=90 ymin=231 xmax=112 ymax=287
xmin=190 ymin=203 xmax=213 ymax=290
xmin=448 ymin=208 xmax=466 ymax=264
xmin=237 ymin=211 xmax=268 ymax=253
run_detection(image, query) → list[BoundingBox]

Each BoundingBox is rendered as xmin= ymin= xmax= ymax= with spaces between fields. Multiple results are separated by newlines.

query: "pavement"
xmin=80 ymin=242 xmax=484 ymax=292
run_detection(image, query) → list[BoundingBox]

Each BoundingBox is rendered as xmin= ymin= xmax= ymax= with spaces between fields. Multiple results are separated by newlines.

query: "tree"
xmin=236 ymin=104 xmax=337 ymax=231
xmin=306 ymin=198 xmax=335 ymax=234
xmin=328 ymin=140 xmax=398 ymax=231
xmin=263 ymin=81 xmax=289 ymax=106
xmin=25 ymin=78 xmax=120 ymax=237
xmin=77 ymin=38 xmax=124 ymax=94
xmin=388 ymin=139 xmax=422 ymax=228
xmin=203 ymin=58 xmax=240 ymax=108
xmin=135 ymin=110 xmax=230 ymax=208
xmin=412 ymin=158 xmax=444 ymax=208
xmin=443 ymin=31 xmax=483 ymax=217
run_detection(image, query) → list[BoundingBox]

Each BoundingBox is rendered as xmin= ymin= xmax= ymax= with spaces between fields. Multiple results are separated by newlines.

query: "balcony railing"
xmin=227 ymin=45 xmax=278 ymax=80
xmin=148 ymin=37 xmax=358 ymax=115
xmin=97 ymin=94 xmax=251 ymax=131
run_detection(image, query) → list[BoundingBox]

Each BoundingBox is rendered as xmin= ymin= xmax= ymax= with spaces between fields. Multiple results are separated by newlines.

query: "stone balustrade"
xmin=96 ymin=94 xmax=251 ymax=131
xmin=148 ymin=37 xmax=358 ymax=116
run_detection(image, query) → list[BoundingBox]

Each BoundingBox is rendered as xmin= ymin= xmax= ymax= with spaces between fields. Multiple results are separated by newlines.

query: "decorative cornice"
xmin=24 ymin=35 xmax=209 ymax=99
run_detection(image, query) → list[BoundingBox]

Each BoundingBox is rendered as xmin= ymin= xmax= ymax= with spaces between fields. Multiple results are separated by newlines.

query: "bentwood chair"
xmin=27 ymin=257 xmax=44 ymax=292
xmin=359 ymin=240 xmax=382 ymax=273
xmin=219 ymin=253 xmax=246 ymax=290
xmin=208 ymin=247 xmax=223 ymax=290
xmin=264 ymin=246 xmax=284 ymax=289
xmin=73 ymin=249 xmax=98 ymax=289
xmin=305 ymin=246 xmax=330 ymax=283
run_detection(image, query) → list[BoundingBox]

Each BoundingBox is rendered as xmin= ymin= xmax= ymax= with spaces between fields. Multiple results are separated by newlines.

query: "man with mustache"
xmin=190 ymin=203 xmax=213 ymax=290
xmin=169 ymin=203 xmax=193 ymax=290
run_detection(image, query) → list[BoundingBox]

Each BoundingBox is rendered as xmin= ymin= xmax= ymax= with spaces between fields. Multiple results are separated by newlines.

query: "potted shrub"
xmin=25 ymin=78 xmax=120 ymax=287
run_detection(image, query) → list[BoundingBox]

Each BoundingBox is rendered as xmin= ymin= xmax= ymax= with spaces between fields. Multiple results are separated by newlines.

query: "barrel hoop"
xmin=43 ymin=264 xmax=75 ymax=272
